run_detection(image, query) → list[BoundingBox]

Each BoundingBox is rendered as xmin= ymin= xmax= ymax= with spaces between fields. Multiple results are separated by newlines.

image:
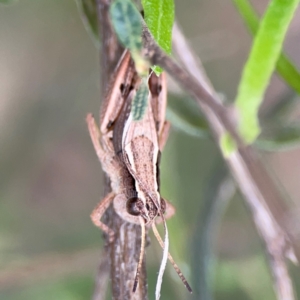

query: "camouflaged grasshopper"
xmin=86 ymin=50 xmax=192 ymax=296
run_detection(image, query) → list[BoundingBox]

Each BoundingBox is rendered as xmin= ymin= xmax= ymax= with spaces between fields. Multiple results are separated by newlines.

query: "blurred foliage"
xmin=75 ymin=0 xmax=99 ymax=48
xmin=2 ymin=275 xmax=94 ymax=300
xmin=233 ymin=0 xmax=300 ymax=95
xmin=110 ymin=0 xmax=142 ymax=53
xmin=191 ymin=161 xmax=229 ymax=300
xmin=1 ymin=1 xmax=300 ymax=300
xmin=76 ymin=0 xmax=300 ymax=151
xmin=167 ymin=94 xmax=209 ymax=138
xmin=110 ymin=0 xmax=152 ymax=75
xmin=256 ymin=124 xmax=300 ymax=151
xmin=234 ymin=0 xmax=299 ymax=143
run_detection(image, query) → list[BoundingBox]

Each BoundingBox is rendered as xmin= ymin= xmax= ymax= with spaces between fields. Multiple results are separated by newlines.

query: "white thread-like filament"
xmin=153 ymin=216 xmax=169 ymax=300
xmin=152 ymin=223 xmax=193 ymax=293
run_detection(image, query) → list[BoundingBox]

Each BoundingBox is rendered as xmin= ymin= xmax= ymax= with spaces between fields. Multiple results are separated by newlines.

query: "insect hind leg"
xmin=90 ymin=191 xmax=116 ymax=243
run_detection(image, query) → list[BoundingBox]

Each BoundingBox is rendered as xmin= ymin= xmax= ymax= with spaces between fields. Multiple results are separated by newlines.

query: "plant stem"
xmin=92 ymin=1 xmax=148 ymax=299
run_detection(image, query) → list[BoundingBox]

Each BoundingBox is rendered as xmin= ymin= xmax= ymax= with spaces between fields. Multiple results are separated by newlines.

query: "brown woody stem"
xmin=93 ymin=1 xmax=148 ymax=299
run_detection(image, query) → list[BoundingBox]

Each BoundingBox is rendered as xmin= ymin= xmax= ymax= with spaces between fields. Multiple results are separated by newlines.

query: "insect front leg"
xmin=90 ymin=192 xmax=116 ymax=243
xmin=86 ymin=113 xmax=106 ymax=161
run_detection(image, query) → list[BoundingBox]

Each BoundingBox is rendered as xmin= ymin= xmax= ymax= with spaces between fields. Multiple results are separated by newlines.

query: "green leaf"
xmin=110 ymin=0 xmax=142 ymax=53
xmin=141 ymin=0 xmax=174 ymax=54
xmin=256 ymin=124 xmax=300 ymax=151
xmin=167 ymin=94 xmax=209 ymax=138
xmin=166 ymin=108 xmax=207 ymax=138
xmin=232 ymin=0 xmax=300 ymax=95
xmin=75 ymin=0 xmax=99 ymax=48
xmin=276 ymin=55 xmax=300 ymax=95
xmin=220 ymin=132 xmax=237 ymax=157
xmin=234 ymin=0 xmax=300 ymax=144
xmin=141 ymin=0 xmax=175 ymax=74
xmin=131 ymin=78 xmax=149 ymax=121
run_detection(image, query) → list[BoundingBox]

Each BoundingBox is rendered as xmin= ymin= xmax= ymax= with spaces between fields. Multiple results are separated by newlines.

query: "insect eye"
xmin=126 ymin=197 xmax=141 ymax=216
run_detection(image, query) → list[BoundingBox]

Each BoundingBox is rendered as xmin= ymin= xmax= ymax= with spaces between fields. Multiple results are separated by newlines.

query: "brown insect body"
xmin=112 ymin=75 xmax=166 ymax=225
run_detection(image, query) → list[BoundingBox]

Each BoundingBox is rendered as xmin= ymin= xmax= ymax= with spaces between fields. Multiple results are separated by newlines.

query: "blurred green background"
xmin=0 ymin=0 xmax=300 ymax=299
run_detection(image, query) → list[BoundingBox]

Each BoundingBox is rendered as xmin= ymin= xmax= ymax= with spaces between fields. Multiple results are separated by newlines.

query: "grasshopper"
xmin=87 ymin=51 xmax=144 ymax=240
xmin=86 ymin=50 xmax=192 ymax=297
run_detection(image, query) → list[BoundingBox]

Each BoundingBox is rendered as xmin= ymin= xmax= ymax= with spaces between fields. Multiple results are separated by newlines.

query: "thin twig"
xmin=142 ymin=24 xmax=243 ymax=147
xmin=140 ymin=22 xmax=297 ymax=300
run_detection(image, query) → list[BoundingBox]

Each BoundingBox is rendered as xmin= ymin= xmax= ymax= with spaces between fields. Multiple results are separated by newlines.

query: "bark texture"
xmin=93 ymin=1 xmax=148 ymax=299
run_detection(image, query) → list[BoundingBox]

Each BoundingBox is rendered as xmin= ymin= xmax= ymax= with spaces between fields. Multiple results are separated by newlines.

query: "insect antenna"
xmin=152 ymin=222 xmax=193 ymax=294
xmin=132 ymin=216 xmax=146 ymax=292
xmin=153 ymin=212 xmax=169 ymax=300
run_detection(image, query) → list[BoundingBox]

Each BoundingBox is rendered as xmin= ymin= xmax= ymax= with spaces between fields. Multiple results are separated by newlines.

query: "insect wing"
xmin=100 ymin=50 xmax=136 ymax=134
xmin=148 ymin=72 xmax=167 ymax=137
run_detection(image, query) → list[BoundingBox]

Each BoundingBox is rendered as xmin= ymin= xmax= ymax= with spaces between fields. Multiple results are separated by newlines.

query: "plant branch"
xmin=141 ymin=22 xmax=297 ymax=300
xmin=93 ymin=1 xmax=148 ymax=299
xmin=142 ymin=24 xmax=243 ymax=147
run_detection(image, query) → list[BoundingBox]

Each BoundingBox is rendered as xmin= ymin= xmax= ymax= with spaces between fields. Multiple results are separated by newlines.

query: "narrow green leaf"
xmin=220 ymin=132 xmax=237 ymax=157
xmin=131 ymin=79 xmax=149 ymax=121
xmin=232 ymin=0 xmax=300 ymax=95
xmin=141 ymin=0 xmax=175 ymax=74
xmin=110 ymin=0 xmax=142 ymax=53
xmin=75 ymin=0 xmax=100 ymax=48
xmin=276 ymin=55 xmax=300 ymax=94
xmin=166 ymin=108 xmax=208 ymax=138
xmin=256 ymin=124 xmax=300 ymax=151
xmin=234 ymin=0 xmax=300 ymax=144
